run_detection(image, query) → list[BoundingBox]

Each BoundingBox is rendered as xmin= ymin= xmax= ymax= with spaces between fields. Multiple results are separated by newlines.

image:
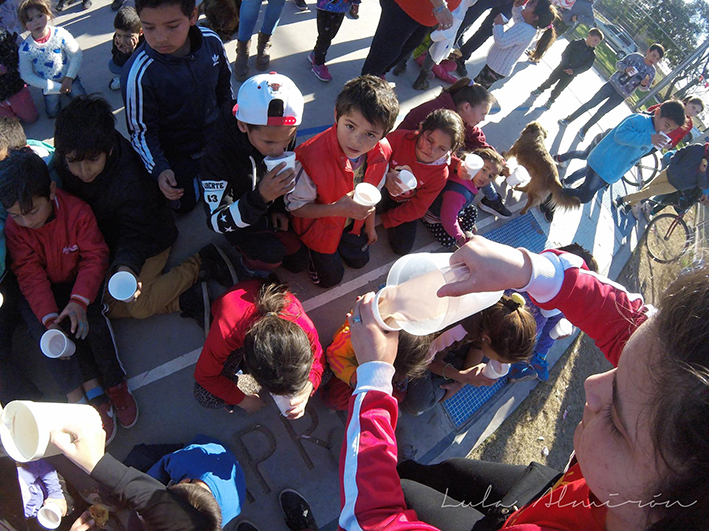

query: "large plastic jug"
xmin=372 ymin=252 xmax=503 ymax=336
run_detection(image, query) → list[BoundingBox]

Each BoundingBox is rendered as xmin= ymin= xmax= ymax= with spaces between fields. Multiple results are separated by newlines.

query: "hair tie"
xmin=266 ymin=312 xmax=278 ymax=318
xmin=503 ymin=293 xmax=526 ymax=312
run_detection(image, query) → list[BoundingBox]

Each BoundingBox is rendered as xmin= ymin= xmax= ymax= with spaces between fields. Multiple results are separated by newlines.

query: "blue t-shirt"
xmin=147 ymin=435 xmax=246 ymax=526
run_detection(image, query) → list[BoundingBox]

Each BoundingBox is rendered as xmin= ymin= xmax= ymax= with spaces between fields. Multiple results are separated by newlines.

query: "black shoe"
xmin=236 ymin=522 xmax=259 ymax=531
xmin=110 ymin=0 xmax=124 ymax=10
xmin=531 ymin=88 xmax=542 ymax=96
xmin=82 ymin=0 xmax=91 ymax=9
xmin=280 ymin=489 xmax=318 ymax=531
xmin=199 ymin=243 xmax=238 ymax=287
xmin=307 ymin=261 xmax=320 ymax=286
xmin=55 ymin=0 xmax=66 ymax=11
xmin=392 ymin=60 xmax=407 ymax=76
xmin=455 ymin=56 xmax=468 ymax=77
xmin=293 ymin=0 xmax=308 ymax=10
xmin=479 ymin=197 xmax=512 ymax=219
xmin=539 ymin=194 xmax=555 ymax=223
xmin=179 ymin=282 xmax=211 ymax=335
xmin=412 ymin=72 xmax=429 ymax=90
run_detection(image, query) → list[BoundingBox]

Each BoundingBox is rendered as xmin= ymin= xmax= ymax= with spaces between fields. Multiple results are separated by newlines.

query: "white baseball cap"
xmin=233 ymin=72 xmax=304 ymax=126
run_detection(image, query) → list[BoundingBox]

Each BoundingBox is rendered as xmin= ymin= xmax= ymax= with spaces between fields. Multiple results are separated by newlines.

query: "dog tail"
xmin=549 ymin=179 xmax=581 ymax=211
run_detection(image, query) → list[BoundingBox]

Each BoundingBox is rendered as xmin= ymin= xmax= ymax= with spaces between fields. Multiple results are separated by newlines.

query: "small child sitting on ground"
xmin=108 ymin=6 xmax=142 ymax=91
xmin=286 ymin=75 xmax=399 ymax=288
xmin=17 ymin=460 xmax=69 ymax=524
xmin=400 ymin=293 xmax=536 ymax=416
xmin=0 ymin=26 xmax=38 ymax=123
xmin=0 ymin=149 xmax=137 ymax=444
xmin=422 ymin=147 xmax=505 ymax=248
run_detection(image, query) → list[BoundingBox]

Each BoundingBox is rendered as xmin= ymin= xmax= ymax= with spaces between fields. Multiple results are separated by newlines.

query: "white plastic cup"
xmin=263 ymin=151 xmax=296 ymax=174
xmin=549 ymin=318 xmax=574 ymax=340
xmin=396 ymin=169 xmax=418 ymax=193
xmin=465 ymin=154 xmax=484 ymax=176
xmin=108 ymin=271 xmax=138 ymax=302
xmin=482 ymin=360 xmax=510 ymax=379
xmin=40 ymin=330 xmax=76 ymax=359
xmin=353 ymin=183 xmax=382 ymax=207
xmin=506 ymin=165 xmax=531 ymax=187
xmin=499 ymin=14 xmax=508 ymax=23
xmin=0 ymin=400 xmax=102 ymax=462
xmin=628 ymin=66 xmax=638 ymax=76
xmin=37 ymin=502 xmax=63 ymax=529
xmin=653 ymin=131 xmax=671 ymax=149
xmin=271 ymin=385 xmax=310 ymax=418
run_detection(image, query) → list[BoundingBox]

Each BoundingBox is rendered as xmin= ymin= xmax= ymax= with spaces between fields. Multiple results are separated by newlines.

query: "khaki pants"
xmin=621 ymin=169 xmax=677 ymax=207
xmin=106 ymin=247 xmax=201 ymax=319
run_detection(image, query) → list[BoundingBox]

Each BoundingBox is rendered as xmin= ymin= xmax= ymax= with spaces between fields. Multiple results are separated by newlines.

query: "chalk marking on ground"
xmin=127 ymin=347 xmax=201 ymax=391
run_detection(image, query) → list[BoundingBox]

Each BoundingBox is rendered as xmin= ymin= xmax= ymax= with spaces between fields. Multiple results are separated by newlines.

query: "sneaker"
xmin=614 ymin=196 xmax=625 ymax=210
xmin=542 ymin=99 xmax=553 ymax=110
xmin=55 ymin=0 xmax=66 ymax=11
xmin=109 ymin=76 xmax=121 ymax=91
xmin=558 ymin=117 xmax=570 ymax=127
xmin=236 ymin=522 xmax=260 ymax=531
xmin=531 ymin=88 xmax=542 ymax=96
xmin=96 ymin=402 xmax=116 ymax=446
xmin=106 ymin=380 xmax=139 ymax=428
xmin=455 ymin=56 xmax=468 ymax=77
xmin=553 ymin=154 xmax=567 ymax=168
xmin=508 ymin=361 xmax=537 ymax=382
xmin=347 ymin=3 xmax=359 ymax=18
xmin=293 ymin=0 xmax=308 ymax=10
xmin=311 ymin=62 xmax=332 ymax=82
xmin=179 ymin=281 xmax=211 ymax=335
xmin=307 ymin=51 xmax=315 ymax=66
xmin=199 ymin=243 xmax=238 ymax=287
xmin=392 ymin=60 xmax=406 ymax=76
xmin=630 ymin=202 xmax=643 ymax=220
xmin=577 ymin=128 xmax=586 ymax=141
xmin=539 ymin=194 xmax=555 ymax=223
xmin=280 ymin=489 xmax=318 ymax=531
xmin=110 ymin=0 xmax=124 ymax=10
xmin=479 ymin=197 xmax=512 ymax=219
xmin=530 ymin=353 xmax=549 ymax=382
xmin=307 ymin=262 xmax=320 ymax=286
xmin=82 ymin=0 xmax=91 ymax=9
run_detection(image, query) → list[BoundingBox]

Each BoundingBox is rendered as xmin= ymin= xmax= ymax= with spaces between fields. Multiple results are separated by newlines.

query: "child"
xmin=647 ymin=96 xmax=704 ymax=149
xmin=54 ymin=96 xmax=235 ymax=333
xmin=422 ymin=147 xmax=505 ymax=248
xmin=17 ymin=0 xmax=86 ymax=119
xmin=560 ymin=43 xmax=665 ymax=140
xmin=17 ymin=460 xmax=68 ymax=524
xmin=0 ymin=26 xmax=38 ymax=123
xmin=322 ymin=321 xmax=431 ymax=411
xmin=308 ymin=0 xmax=361 ymax=81
xmin=108 ymin=6 xmax=142 ymax=91
xmin=286 ymin=75 xmax=399 ymax=288
xmin=200 ymin=72 xmax=308 ymax=277
xmin=474 ymin=0 xmax=558 ymax=90
xmin=400 ymin=292 xmax=536 ymax=416
xmin=194 ymin=280 xmax=324 ymax=418
xmin=531 ymin=27 xmax=602 ymax=109
xmin=548 ymin=100 xmax=685 ymax=215
xmin=145 ymin=435 xmax=246 ymax=528
xmin=122 ymin=0 xmax=233 ymax=214
xmin=0 ymin=150 xmax=137 ymax=443
xmin=398 ymin=80 xmax=512 ymax=219
xmin=509 ymin=242 xmax=598 ymax=381
xmin=382 ymin=109 xmax=465 ymax=256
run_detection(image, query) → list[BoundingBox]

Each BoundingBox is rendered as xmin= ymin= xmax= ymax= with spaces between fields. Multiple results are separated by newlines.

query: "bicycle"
xmin=622 ymin=149 xmax=660 ymax=189
xmin=644 ymin=194 xmax=708 ymax=263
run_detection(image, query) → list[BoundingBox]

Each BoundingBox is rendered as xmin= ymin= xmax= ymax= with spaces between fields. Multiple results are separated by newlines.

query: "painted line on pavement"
xmin=127 ymin=347 xmax=201 ymax=391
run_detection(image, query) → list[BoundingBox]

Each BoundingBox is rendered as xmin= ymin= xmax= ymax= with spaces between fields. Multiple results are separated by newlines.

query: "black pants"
xmin=18 ymin=283 xmax=124 ymax=395
xmin=562 ymin=165 xmax=606 ymax=204
xmin=565 ymin=81 xmax=625 ymax=132
xmin=361 ymin=0 xmax=434 ymax=76
xmin=309 ymin=224 xmax=370 ymax=288
xmin=458 ymin=0 xmax=514 ymax=60
xmin=314 ymin=10 xmax=346 ymax=65
xmin=399 ymin=459 xmax=532 ymax=530
xmin=166 ymin=152 xmax=202 ymax=214
xmin=537 ymin=65 xmax=574 ymax=102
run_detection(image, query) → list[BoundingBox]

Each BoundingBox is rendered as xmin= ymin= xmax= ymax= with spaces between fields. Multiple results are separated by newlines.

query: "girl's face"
xmin=25 ymin=8 xmax=49 ymax=36
xmin=470 ymin=160 xmax=502 ymax=188
xmin=458 ymin=101 xmax=491 ymax=129
xmin=521 ymin=0 xmax=540 ymax=24
xmin=416 ymin=129 xmax=454 ymax=164
xmin=574 ymin=320 xmax=664 ymax=528
xmin=685 ymin=102 xmax=703 ymax=118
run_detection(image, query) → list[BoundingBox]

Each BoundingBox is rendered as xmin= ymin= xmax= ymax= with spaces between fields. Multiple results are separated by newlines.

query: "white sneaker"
xmin=109 ymin=76 xmax=121 ymax=91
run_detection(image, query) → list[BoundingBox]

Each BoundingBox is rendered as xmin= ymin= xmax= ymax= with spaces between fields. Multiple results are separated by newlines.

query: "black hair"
xmin=168 ymin=483 xmax=222 ymax=531
xmin=557 ymin=243 xmax=598 ymax=273
xmin=658 ymin=100 xmax=686 ymax=129
xmin=682 ymin=96 xmax=704 ymax=113
xmin=114 ymin=5 xmax=141 ymax=33
xmin=243 ymin=282 xmax=314 ymax=395
xmin=54 ymin=95 xmax=116 ymax=161
xmin=418 ymin=109 xmax=466 ymax=154
xmin=335 ymin=75 xmax=400 ymax=135
xmin=17 ymin=0 xmax=52 ymax=27
xmin=0 ymin=149 xmax=51 ymax=213
xmin=135 ymin=0 xmax=195 ymax=17
xmin=472 ymin=147 xmax=505 ymax=172
xmin=528 ymin=0 xmax=559 ymax=62
xmin=394 ymin=332 xmax=433 ymax=380
xmin=648 ymin=43 xmax=665 ymax=58
xmin=587 ymin=27 xmax=603 ymax=40
xmin=0 ymin=117 xmax=27 ymax=155
xmin=443 ymin=79 xmax=495 ymax=112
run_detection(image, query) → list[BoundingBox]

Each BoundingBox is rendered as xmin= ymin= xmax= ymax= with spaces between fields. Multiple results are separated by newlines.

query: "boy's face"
xmin=64 ymin=151 xmax=109 ymax=184
xmin=644 ymin=49 xmax=662 ymax=66
xmin=652 ymin=109 xmax=679 ymax=134
xmin=471 ymin=160 xmax=502 ymax=188
xmin=237 ymin=121 xmax=297 ymax=158
xmin=586 ymin=35 xmax=602 ymax=48
xmin=115 ymin=28 xmax=141 ymax=55
xmin=7 ymin=185 xmax=56 ymax=230
xmin=139 ymin=4 xmax=197 ymax=56
xmin=24 ymin=8 xmax=48 ymax=35
xmin=335 ymin=110 xmax=386 ymax=160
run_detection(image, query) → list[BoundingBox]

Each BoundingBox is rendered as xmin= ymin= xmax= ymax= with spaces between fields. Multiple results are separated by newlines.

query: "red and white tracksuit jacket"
xmin=339 ymin=249 xmax=649 ymax=531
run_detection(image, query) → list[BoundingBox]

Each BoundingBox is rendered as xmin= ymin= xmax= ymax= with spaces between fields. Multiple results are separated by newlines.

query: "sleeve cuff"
xmin=42 ymin=312 xmax=59 ymax=326
xmin=353 ymin=362 xmax=395 ymax=396
xmin=518 ymin=249 xmax=563 ymax=304
xmin=70 ymin=294 xmax=90 ymax=310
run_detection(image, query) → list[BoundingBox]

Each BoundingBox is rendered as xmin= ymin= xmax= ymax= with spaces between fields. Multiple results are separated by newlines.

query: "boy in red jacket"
xmin=286 ymin=75 xmax=399 ymax=288
xmin=1 ymin=149 xmax=136 ymax=444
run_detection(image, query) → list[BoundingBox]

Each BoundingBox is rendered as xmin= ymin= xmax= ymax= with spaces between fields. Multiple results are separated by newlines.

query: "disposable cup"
xmin=500 ymin=14 xmax=508 ymax=23
xmin=396 ymin=169 xmax=418 ymax=192
xmin=271 ymin=385 xmax=310 ymax=418
xmin=108 ymin=271 xmax=138 ymax=302
xmin=40 ymin=330 xmax=76 ymax=359
xmin=464 ymin=154 xmax=484 ymax=175
xmin=628 ymin=66 xmax=638 ymax=76
xmin=506 ymin=165 xmax=531 ymax=187
xmin=353 ymin=183 xmax=381 ymax=207
xmin=37 ymin=503 xmax=63 ymax=529
xmin=0 ymin=400 xmax=101 ymax=462
xmin=653 ymin=132 xmax=671 ymax=150
xmin=263 ymin=151 xmax=296 ymax=174
xmin=482 ymin=360 xmax=510 ymax=379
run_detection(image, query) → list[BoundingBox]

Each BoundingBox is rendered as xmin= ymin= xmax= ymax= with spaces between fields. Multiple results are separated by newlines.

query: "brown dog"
xmin=504 ymin=122 xmax=580 ymax=215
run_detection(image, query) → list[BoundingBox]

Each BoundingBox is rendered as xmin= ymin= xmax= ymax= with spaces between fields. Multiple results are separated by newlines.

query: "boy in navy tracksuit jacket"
xmin=122 ymin=0 xmax=233 ymax=214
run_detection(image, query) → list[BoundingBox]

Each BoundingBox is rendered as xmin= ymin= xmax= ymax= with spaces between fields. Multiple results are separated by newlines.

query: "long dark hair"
xmin=528 ymin=0 xmax=559 ymax=62
xmin=443 ymin=79 xmax=495 ymax=111
xmin=480 ymin=295 xmax=536 ymax=363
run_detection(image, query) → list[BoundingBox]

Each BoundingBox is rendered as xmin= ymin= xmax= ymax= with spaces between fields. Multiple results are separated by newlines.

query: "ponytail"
xmin=480 ymin=293 xmax=536 ymax=363
xmin=528 ymin=0 xmax=559 ymax=63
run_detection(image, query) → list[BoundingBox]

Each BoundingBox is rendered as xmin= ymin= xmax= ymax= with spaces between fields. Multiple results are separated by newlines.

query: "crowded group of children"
xmin=0 ymin=0 xmax=708 ymax=528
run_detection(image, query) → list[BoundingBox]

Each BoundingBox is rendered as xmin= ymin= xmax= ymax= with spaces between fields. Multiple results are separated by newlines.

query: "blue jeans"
xmin=238 ymin=0 xmax=286 ymax=41
xmin=108 ymin=59 xmax=123 ymax=75
xmin=562 ymin=165 xmax=606 ymax=204
xmin=565 ymin=81 xmax=625 ymax=132
xmin=43 ymin=76 xmax=87 ymax=119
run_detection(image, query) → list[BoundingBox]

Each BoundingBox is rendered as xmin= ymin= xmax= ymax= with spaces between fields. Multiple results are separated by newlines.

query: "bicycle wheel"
xmin=645 ymin=213 xmax=691 ymax=263
xmin=623 ymin=150 xmax=660 ymax=188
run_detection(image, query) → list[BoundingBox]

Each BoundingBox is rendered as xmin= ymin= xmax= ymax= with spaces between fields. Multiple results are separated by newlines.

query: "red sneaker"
xmin=106 ymin=380 xmax=139 ymax=428
xmin=96 ymin=402 xmax=116 ymax=445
